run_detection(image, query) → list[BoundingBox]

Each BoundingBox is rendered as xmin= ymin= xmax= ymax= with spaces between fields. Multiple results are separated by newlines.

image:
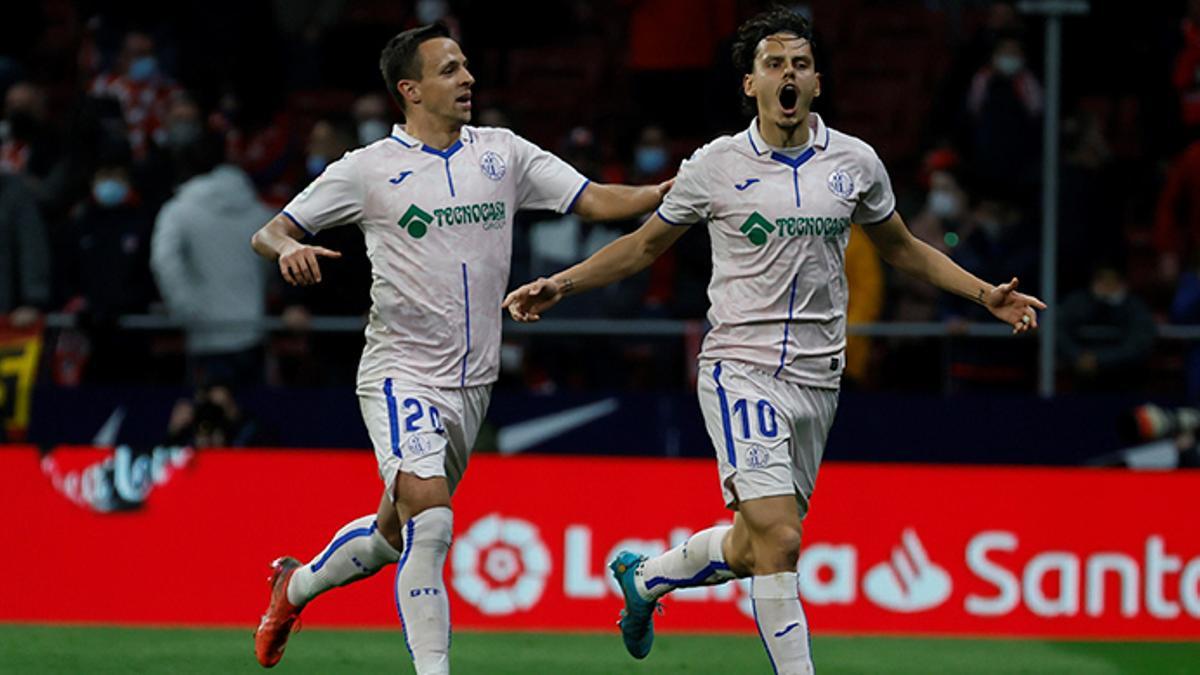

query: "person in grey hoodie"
xmin=151 ymin=132 xmax=272 ymax=388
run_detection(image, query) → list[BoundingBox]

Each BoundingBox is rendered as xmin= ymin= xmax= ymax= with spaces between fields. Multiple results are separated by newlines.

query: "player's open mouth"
xmin=456 ymin=92 xmax=472 ymax=109
xmin=779 ymin=84 xmax=799 ymax=115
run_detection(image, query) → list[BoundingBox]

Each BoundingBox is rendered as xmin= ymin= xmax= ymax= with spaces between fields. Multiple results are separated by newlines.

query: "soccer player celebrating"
xmin=249 ymin=23 xmax=668 ymax=673
xmin=503 ymin=8 xmax=1045 ymax=674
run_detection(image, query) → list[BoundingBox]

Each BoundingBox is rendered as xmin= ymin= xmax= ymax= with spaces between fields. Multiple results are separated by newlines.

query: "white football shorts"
xmin=697 ymin=360 xmax=839 ymax=517
xmin=358 ymin=378 xmax=491 ymax=498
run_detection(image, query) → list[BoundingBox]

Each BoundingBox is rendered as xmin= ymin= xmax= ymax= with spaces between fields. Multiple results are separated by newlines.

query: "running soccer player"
xmin=503 ymin=8 xmax=1045 ymax=674
xmin=249 ymin=23 xmax=669 ymax=673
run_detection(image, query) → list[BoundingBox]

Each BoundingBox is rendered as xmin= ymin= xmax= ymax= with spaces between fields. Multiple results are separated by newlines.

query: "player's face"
xmin=744 ymin=34 xmax=820 ymax=129
xmin=404 ymin=38 xmax=475 ymax=124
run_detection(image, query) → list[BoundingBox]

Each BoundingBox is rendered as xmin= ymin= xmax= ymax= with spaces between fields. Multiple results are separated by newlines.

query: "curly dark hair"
xmin=379 ymin=22 xmax=453 ymax=111
xmin=731 ymin=7 xmax=815 ymax=115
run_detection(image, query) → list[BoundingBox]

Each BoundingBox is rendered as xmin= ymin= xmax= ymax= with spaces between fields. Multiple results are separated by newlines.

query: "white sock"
xmin=634 ymin=525 xmax=735 ymax=600
xmin=286 ymin=515 xmax=401 ymax=607
xmin=751 ymin=572 xmax=813 ymax=675
xmin=396 ymin=507 xmax=453 ymax=675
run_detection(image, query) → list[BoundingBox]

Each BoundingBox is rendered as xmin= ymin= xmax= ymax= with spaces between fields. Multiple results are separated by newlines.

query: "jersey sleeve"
xmin=511 ymin=134 xmax=589 ymax=213
xmin=281 ymin=152 xmax=364 ymax=235
xmin=656 ymin=147 xmax=712 ymax=226
xmin=852 ymin=149 xmax=897 ymax=226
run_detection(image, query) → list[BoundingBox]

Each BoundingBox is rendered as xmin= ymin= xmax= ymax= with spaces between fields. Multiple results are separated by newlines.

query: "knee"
xmin=380 ymin=522 xmax=404 ymax=552
xmin=758 ymin=524 xmax=803 ymax=572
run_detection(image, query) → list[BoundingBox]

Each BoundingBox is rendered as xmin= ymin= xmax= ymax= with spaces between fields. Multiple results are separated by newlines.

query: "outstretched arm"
xmin=503 ymin=213 xmax=687 ymax=321
xmin=863 ymin=211 xmax=1046 ymax=334
xmin=251 ymin=214 xmax=342 ymax=286
xmin=571 ymin=180 xmax=673 ymax=222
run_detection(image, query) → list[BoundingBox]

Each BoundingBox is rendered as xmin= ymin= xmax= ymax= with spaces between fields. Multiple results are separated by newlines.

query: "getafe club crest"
xmin=827 ymin=169 xmax=854 ymax=199
xmin=480 ymin=151 xmax=506 ymax=181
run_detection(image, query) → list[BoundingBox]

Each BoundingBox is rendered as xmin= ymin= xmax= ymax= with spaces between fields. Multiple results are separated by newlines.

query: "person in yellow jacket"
xmin=844 ymin=223 xmax=884 ymax=385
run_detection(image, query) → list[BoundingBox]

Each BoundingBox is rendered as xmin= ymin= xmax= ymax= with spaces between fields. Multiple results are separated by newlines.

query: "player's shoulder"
xmin=824 ymin=125 xmax=883 ymax=162
xmin=459 ymin=125 xmax=523 ymax=150
xmin=679 ymin=133 xmax=747 ymax=171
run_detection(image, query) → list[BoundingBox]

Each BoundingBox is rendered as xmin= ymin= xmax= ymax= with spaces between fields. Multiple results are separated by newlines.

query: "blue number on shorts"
xmin=757 ymin=400 xmax=778 ymax=438
xmin=732 ymin=398 xmax=751 ymax=439
xmin=403 ymin=398 xmax=424 ymax=432
xmin=428 ymin=405 xmax=445 ymax=433
xmin=732 ymin=398 xmax=779 ymax=439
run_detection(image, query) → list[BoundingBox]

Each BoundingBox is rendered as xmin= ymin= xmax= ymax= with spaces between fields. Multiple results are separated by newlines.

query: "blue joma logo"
xmin=389 ymin=170 xmax=414 ymax=185
xmin=735 ymin=178 xmax=760 ymax=191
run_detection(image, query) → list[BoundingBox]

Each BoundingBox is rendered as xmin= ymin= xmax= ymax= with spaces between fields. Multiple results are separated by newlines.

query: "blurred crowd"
xmin=1 ymin=0 xmax=1199 ymax=399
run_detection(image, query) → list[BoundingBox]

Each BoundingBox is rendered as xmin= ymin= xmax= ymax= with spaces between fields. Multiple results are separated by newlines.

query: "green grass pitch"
xmin=1 ymin=625 xmax=1196 ymax=674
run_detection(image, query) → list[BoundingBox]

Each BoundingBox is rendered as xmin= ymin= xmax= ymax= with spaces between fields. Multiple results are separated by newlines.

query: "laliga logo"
xmin=862 ymin=529 xmax=952 ymax=612
xmin=452 ymin=513 xmax=551 ymax=616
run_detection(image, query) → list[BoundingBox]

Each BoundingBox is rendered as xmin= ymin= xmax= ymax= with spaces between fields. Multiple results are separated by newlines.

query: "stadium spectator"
xmin=352 ymin=93 xmax=392 ymax=146
xmin=71 ymin=156 xmax=156 ymax=382
xmin=0 ymin=173 xmax=50 ymax=327
xmin=213 ymin=90 xmax=295 ymax=208
xmin=1172 ymin=0 xmax=1200 ymax=132
xmin=0 ymin=82 xmax=61 ymax=197
xmin=1154 ymin=137 xmax=1200 ymax=283
xmin=942 ymin=194 xmax=1038 ymax=390
xmin=1057 ymin=262 xmax=1155 ymax=392
xmin=1171 ymin=260 xmax=1200 ymax=400
xmin=87 ymin=31 xmax=182 ymax=162
xmin=965 ymin=31 xmax=1043 ymax=196
xmin=151 ymin=132 xmax=272 ymax=389
xmin=844 ymin=224 xmax=884 ymax=387
xmin=275 ymin=117 xmax=371 ymax=385
xmin=1058 ymin=113 xmax=1119 ymax=293
xmin=165 ymin=384 xmax=266 ymax=448
xmin=894 ymin=165 xmax=963 ymax=323
xmin=303 ymin=117 xmax=355 ymax=181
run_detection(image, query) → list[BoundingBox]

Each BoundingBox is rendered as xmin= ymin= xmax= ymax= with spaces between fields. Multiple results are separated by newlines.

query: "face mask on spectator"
xmin=927 ymin=189 xmax=962 ymax=219
xmin=1094 ymin=290 xmax=1127 ymax=306
xmin=635 ymin=146 xmax=668 ymax=175
xmin=128 ymin=56 xmax=159 ymax=82
xmin=166 ymin=121 xmax=201 ymax=148
xmin=358 ymin=119 xmax=389 ymax=145
xmin=417 ymin=0 xmax=449 ymax=24
xmin=976 ymin=217 xmax=1005 ymax=240
xmin=306 ymin=154 xmax=328 ymax=177
xmin=993 ymin=54 xmax=1023 ymax=77
xmin=93 ymin=178 xmax=129 ymax=207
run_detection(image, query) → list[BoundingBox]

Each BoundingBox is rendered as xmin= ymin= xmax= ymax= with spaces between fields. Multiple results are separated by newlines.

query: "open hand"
xmin=503 ymin=277 xmax=563 ymax=322
xmin=279 ymin=243 xmax=341 ymax=286
xmin=986 ymin=277 xmax=1047 ymax=335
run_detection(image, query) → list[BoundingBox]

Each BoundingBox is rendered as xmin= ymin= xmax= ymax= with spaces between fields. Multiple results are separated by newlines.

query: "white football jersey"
xmin=282 ymin=124 xmax=588 ymax=390
xmin=658 ymin=114 xmax=895 ymax=389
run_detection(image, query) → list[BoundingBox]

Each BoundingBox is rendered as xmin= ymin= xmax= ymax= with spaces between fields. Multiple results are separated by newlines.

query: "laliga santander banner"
xmin=3 ymin=446 xmax=1199 ymax=638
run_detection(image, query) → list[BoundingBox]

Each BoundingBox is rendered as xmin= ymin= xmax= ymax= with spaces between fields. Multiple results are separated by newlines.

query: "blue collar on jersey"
xmin=746 ymin=113 xmax=829 ymax=158
xmin=387 ymin=124 xmax=475 ymax=152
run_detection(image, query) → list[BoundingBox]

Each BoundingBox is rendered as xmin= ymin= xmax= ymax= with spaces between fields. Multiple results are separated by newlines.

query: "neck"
xmin=402 ymin=112 xmax=463 ymax=150
xmin=756 ymin=113 xmax=810 ymax=148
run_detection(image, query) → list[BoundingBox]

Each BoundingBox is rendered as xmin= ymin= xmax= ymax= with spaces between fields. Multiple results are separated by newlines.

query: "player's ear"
xmin=814 ymin=73 xmax=821 ymax=99
xmin=743 ymin=73 xmax=755 ymax=98
xmin=398 ymin=80 xmax=420 ymax=108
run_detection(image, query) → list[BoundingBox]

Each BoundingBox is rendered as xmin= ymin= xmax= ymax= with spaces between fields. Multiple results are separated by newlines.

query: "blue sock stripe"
xmin=395 ymin=518 xmax=415 ymax=657
xmin=644 ymin=560 xmax=731 ymax=590
xmin=310 ymin=521 xmax=378 ymax=573
xmin=751 ymin=583 xmax=780 ymax=675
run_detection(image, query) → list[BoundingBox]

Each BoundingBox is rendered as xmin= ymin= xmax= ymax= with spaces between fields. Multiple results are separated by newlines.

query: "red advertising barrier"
xmin=4 ymin=445 xmax=1199 ymax=638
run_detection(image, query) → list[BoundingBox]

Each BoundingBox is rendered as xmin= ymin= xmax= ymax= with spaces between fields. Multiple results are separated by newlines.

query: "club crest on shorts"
xmin=745 ymin=444 xmax=771 ymax=469
xmin=405 ymin=434 xmax=434 ymax=457
xmin=480 ymin=151 xmax=506 ymax=181
xmin=827 ymin=169 xmax=854 ymax=199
